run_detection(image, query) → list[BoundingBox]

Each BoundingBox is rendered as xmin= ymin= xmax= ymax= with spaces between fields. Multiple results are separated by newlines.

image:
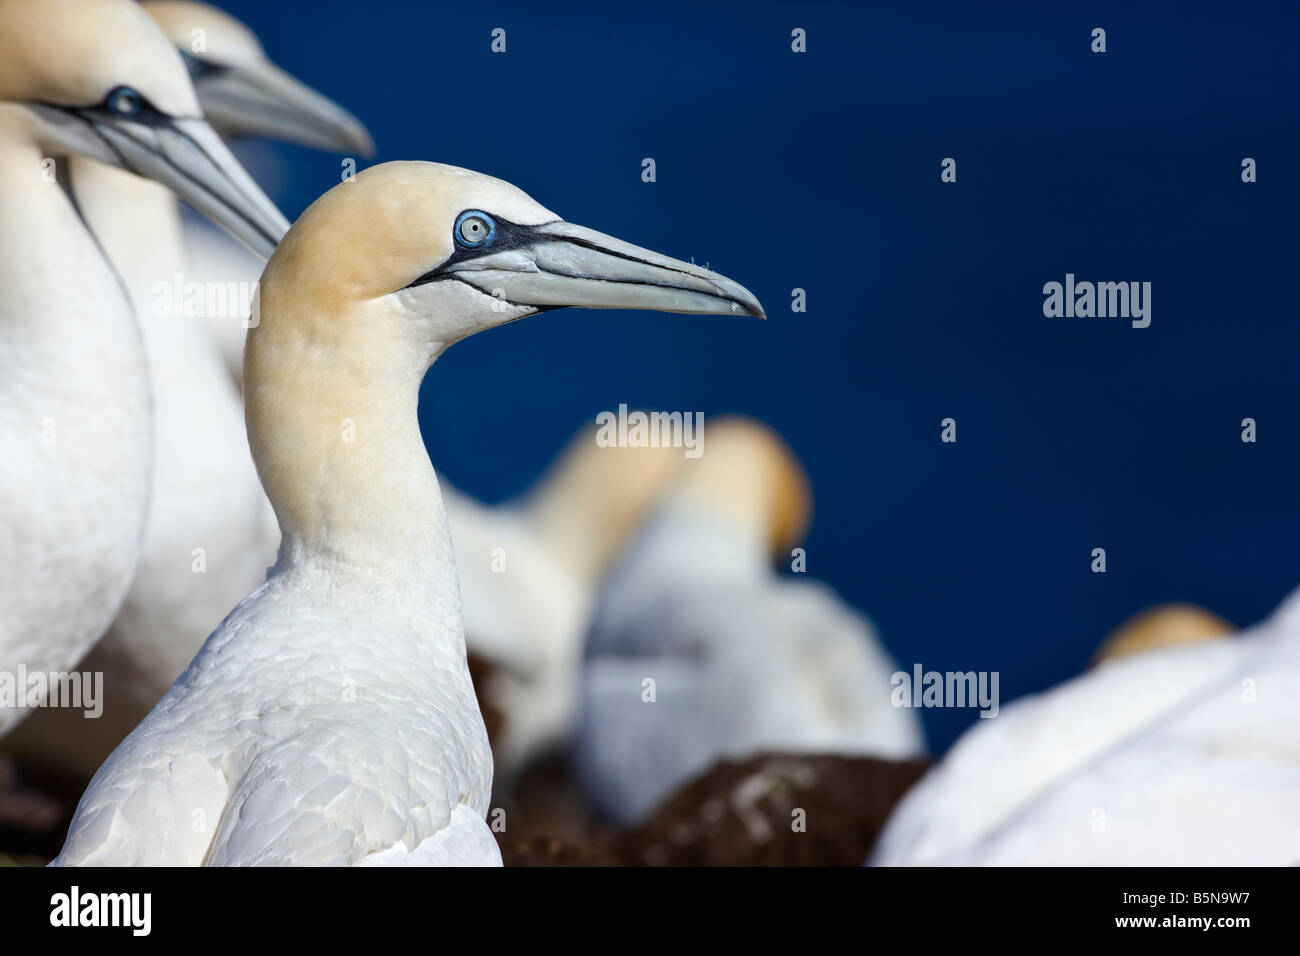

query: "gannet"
xmin=1 ymin=1 xmax=374 ymax=777
xmin=0 ymin=0 xmax=287 ymax=736
xmin=871 ymin=594 xmax=1296 ymax=865
xmin=53 ymin=161 xmax=764 ymax=866
xmin=445 ymin=431 xmax=683 ymax=781
xmin=575 ymin=418 xmax=925 ymax=824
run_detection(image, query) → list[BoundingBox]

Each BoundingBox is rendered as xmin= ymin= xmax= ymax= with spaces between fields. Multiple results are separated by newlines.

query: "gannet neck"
xmin=523 ymin=432 xmax=685 ymax=587
xmin=0 ymin=112 xmax=145 ymax=401
xmin=668 ymin=417 xmax=812 ymax=561
xmin=66 ymin=157 xmax=241 ymax=390
xmin=142 ymin=1 xmax=265 ymax=69
xmin=61 ymin=153 xmax=273 ymax=703
xmin=67 ymin=157 xmax=185 ymax=317
xmin=245 ymin=291 xmax=454 ymax=589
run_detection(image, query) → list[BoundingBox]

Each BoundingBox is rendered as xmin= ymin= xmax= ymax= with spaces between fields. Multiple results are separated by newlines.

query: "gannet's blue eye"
xmin=106 ymin=86 xmax=144 ymax=117
xmin=455 ymin=211 xmax=495 ymax=249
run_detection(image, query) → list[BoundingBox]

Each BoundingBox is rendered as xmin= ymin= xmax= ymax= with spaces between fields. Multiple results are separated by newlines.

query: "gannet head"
xmin=142 ymin=1 xmax=374 ymax=156
xmin=256 ymin=161 xmax=764 ymax=355
xmin=0 ymin=0 xmax=287 ymax=256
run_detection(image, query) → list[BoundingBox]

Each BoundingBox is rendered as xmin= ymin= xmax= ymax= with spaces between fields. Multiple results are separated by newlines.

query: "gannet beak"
xmin=85 ymin=113 xmax=289 ymax=258
xmin=439 ymin=220 xmax=766 ymax=319
xmin=193 ymin=59 xmax=375 ymax=157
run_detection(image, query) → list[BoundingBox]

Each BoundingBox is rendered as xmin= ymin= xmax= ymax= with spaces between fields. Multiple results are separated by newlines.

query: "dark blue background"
xmin=218 ymin=0 xmax=1300 ymax=751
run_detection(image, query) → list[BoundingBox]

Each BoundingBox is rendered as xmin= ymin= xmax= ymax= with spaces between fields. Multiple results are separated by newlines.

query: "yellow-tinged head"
xmin=142 ymin=1 xmax=374 ymax=155
xmin=252 ymin=161 xmax=763 ymax=361
xmin=0 ymin=0 xmax=197 ymax=115
xmin=142 ymin=0 xmax=266 ymax=69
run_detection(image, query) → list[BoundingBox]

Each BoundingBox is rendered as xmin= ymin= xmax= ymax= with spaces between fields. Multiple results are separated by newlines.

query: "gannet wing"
xmin=354 ymin=805 xmax=502 ymax=867
xmin=201 ymin=734 xmax=417 ymax=867
xmin=51 ymin=751 xmax=230 ymax=867
xmin=196 ymin=713 xmax=495 ymax=868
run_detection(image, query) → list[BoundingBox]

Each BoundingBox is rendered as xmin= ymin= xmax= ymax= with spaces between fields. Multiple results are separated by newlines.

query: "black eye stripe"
xmin=404 ymin=215 xmax=553 ymax=290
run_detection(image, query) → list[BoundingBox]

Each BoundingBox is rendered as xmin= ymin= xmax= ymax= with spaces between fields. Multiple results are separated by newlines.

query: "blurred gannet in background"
xmin=1 ymin=0 xmax=373 ymax=776
xmin=871 ymin=595 xmax=1299 ymax=865
xmin=54 ymin=162 xmax=764 ymax=865
xmin=146 ymin=1 xmax=374 ymax=156
xmin=575 ymin=418 xmax=925 ymax=824
xmin=445 ymin=432 xmax=683 ymax=782
xmin=0 ymin=0 xmax=284 ymax=736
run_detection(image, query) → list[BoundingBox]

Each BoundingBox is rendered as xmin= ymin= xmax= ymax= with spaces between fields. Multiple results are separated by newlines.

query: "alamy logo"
xmin=50 ymin=886 xmax=151 ymax=936
xmin=595 ymin=404 xmax=703 ymax=459
xmin=1043 ymin=273 xmax=1151 ymax=328
xmin=0 ymin=666 xmax=102 ymax=718
xmin=151 ymin=273 xmax=260 ymax=326
xmin=890 ymin=664 xmax=1000 ymax=718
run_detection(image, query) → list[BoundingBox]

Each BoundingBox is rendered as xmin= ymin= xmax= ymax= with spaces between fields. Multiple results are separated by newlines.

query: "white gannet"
xmin=575 ymin=418 xmax=925 ymax=824
xmin=1 ymin=1 xmax=375 ymax=777
xmin=871 ymin=594 xmax=1297 ymax=866
xmin=53 ymin=161 xmax=764 ymax=866
xmin=0 ymin=0 xmax=286 ymax=737
xmin=445 ymin=431 xmax=683 ymax=781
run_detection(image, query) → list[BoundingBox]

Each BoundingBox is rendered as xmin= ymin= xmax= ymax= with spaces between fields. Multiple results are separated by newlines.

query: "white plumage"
xmin=56 ymin=558 xmax=497 ymax=866
xmin=872 ymin=590 xmax=1299 ymax=865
